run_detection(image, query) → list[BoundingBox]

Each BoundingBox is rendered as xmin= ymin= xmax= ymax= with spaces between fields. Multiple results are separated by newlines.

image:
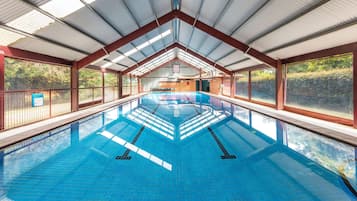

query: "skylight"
xmin=108 ymin=29 xmax=172 ymax=66
xmin=40 ymin=0 xmax=85 ymax=18
xmin=2 ymin=0 xmax=97 ymax=46
xmin=133 ymin=50 xmax=175 ymax=75
xmin=0 ymin=28 xmax=24 ymax=46
xmin=6 ymin=10 xmax=54 ymax=34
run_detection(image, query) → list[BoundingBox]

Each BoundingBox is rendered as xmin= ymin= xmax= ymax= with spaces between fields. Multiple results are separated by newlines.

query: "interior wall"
xmin=159 ymin=79 xmax=196 ymax=92
xmin=141 ymin=63 xmax=199 ymax=91
xmin=210 ymin=77 xmax=222 ymax=95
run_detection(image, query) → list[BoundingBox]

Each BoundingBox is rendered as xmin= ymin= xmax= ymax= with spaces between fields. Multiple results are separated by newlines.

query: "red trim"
xmin=230 ymin=75 xmax=234 ymax=98
xmin=353 ymin=51 xmax=357 ymax=128
xmin=250 ymin=99 xmax=275 ymax=108
xmin=284 ymin=105 xmax=353 ymax=126
xmin=282 ymin=42 xmax=357 ymax=64
xmin=276 ymin=60 xmax=284 ymax=110
xmin=0 ymin=54 xmax=4 ymax=130
xmin=234 ymin=96 xmax=250 ymax=102
xmin=101 ymin=71 xmax=105 ymax=103
xmin=79 ymin=100 xmax=102 ymax=109
xmin=77 ymin=11 xmax=178 ymax=69
xmin=0 ymin=45 xmax=72 ymax=66
xmin=248 ymin=71 xmax=252 ymax=101
xmin=176 ymin=12 xmax=277 ymax=68
xmin=71 ymin=63 xmax=79 ymax=112
xmin=118 ymin=72 xmax=122 ymax=98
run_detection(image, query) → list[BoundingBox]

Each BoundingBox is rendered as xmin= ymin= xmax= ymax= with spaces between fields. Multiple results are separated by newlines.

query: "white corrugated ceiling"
xmin=0 ymin=0 xmax=356 ymax=72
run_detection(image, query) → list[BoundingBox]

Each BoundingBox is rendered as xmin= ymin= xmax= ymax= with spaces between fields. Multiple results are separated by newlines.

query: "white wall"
xmin=141 ymin=63 xmax=199 ymax=91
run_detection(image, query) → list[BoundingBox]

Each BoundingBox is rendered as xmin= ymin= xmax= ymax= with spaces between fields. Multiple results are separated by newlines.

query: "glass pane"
xmin=235 ymin=71 xmax=249 ymax=98
xmin=104 ymin=72 xmax=118 ymax=87
xmin=122 ymin=75 xmax=131 ymax=96
xmin=5 ymin=57 xmax=70 ymax=90
xmin=286 ymin=53 xmax=353 ymax=119
xmin=251 ymin=68 xmax=276 ymax=104
xmin=79 ymin=68 xmax=102 ymax=88
xmin=131 ymin=77 xmax=138 ymax=95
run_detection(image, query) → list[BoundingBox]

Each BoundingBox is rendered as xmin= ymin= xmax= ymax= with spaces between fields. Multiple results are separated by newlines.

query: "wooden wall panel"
xmin=159 ymin=80 xmax=196 ymax=92
xmin=210 ymin=77 xmax=222 ymax=95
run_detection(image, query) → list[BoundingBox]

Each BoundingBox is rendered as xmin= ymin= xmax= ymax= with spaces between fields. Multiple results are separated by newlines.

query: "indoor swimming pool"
xmin=0 ymin=92 xmax=356 ymax=201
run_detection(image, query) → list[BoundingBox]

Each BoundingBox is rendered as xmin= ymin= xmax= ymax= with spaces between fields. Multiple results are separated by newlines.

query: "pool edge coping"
xmin=202 ymin=92 xmax=357 ymax=146
xmin=0 ymin=93 xmax=147 ymax=149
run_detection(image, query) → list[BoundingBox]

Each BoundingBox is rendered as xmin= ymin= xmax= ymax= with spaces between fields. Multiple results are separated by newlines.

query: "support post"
xmin=118 ymin=72 xmax=122 ymax=99
xmin=230 ymin=75 xmax=234 ymax=98
xmin=129 ymin=74 xmax=132 ymax=96
xmin=276 ymin=60 xmax=284 ymax=110
xmin=71 ymin=63 xmax=79 ymax=112
xmin=248 ymin=71 xmax=252 ymax=101
xmin=353 ymin=51 xmax=357 ymax=128
xmin=102 ymin=70 xmax=105 ymax=103
xmin=0 ymin=53 xmax=4 ymax=130
xmin=199 ymin=69 xmax=202 ymax=91
xmin=138 ymin=77 xmax=141 ymax=94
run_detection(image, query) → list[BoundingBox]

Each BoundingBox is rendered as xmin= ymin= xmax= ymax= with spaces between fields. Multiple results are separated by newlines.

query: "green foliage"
xmin=287 ymin=53 xmax=352 ymax=73
xmin=251 ymin=68 xmax=276 ymax=81
xmin=79 ymin=68 xmax=102 ymax=88
xmin=104 ymin=72 xmax=118 ymax=87
xmin=5 ymin=58 xmax=70 ymax=90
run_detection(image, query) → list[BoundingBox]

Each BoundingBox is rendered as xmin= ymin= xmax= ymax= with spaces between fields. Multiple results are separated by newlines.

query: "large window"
xmin=78 ymin=68 xmax=103 ymax=105
xmin=4 ymin=57 xmax=71 ymax=128
xmin=286 ymin=53 xmax=353 ymax=119
xmin=122 ymin=75 xmax=130 ymax=96
xmin=235 ymin=71 xmax=249 ymax=98
xmin=222 ymin=77 xmax=231 ymax=96
xmin=131 ymin=76 xmax=138 ymax=95
xmin=104 ymin=72 xmax=118 ymax=103
xmin=251 ymin=68 xmax=276 ymax=104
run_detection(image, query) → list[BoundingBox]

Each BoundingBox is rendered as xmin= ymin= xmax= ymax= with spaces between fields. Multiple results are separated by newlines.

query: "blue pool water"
xmin=0 ymin=92 xmax=356 ymax=201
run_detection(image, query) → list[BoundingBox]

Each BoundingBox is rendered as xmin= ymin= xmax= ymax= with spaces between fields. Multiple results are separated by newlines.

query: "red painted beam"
xmin=77 ymin=10 xmax=178 ymax=69
xmin=353 ymin=51 xmax=357 ymax=128
xmin=0 ymin=53 xmax=4 ymax=130
xmin=174 ymin=43 xmax=232 ymax=75
xmin=176 ymin=11 xmax=278 ymax=68
xmin=71 ymin=62 xmax=79 ymax=112
xmin=0 ymin=45 xmax=72 ymax=66
xmin=122 ymin=43 xmax=177 ymax=74
xmin=276 ymin=60 xmax=284 ymax=110
xmin=230 ymin=75 xmax=234 ymax=98
xmin=118 ymin=72 xmax=122 ymax=98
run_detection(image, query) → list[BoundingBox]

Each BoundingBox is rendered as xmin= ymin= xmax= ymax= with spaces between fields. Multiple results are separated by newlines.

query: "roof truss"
xmin=122 ymin=42 xmax=231 ymax=75
xmin=77 ymin=10 xmax=278 ymax=69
